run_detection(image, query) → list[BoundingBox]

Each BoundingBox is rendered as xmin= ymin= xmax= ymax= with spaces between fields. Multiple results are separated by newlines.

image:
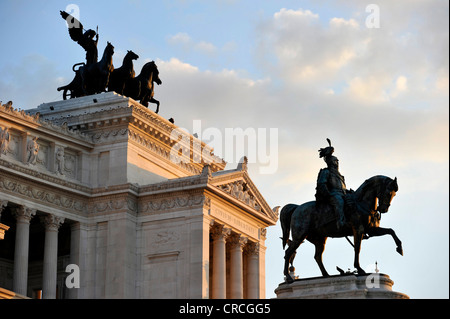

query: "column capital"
xmin=41 ymin=214 xmax=65 ymax=231
xmin=244 ymin=241 xmax=260 ymax=256
xmin=228 ymin=233 xmax=248 ymax=250
xmin=12 ymin=206 xmax=37 ymax=223
xmin=0 ymin=200 xmax=8 ymax=210
xmin=211 ymin=223 xmax=231 ymax=241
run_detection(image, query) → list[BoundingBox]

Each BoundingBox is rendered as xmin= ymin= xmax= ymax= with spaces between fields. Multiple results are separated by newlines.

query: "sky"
xmin=0 ymin=0 xmax=448 ymax=299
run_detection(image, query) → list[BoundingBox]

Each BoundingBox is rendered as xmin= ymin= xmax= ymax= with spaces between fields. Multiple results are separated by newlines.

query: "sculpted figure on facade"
xmin=26 ymin=136 xmax=39 ymax=165
xmin=0 ymin=126 xmax=10 ymax=157
xmin=55 ymin=147 xmax=65 ymax=175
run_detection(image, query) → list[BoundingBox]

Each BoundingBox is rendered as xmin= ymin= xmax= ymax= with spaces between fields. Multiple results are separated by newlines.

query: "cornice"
xmin=1 ymin=102 xmax=93 ymax=146
xmin=137 ymin=174 xmax=209 ymax=197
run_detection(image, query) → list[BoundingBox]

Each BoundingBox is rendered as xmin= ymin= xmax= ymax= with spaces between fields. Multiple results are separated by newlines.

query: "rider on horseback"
xmin=315 ymin=139 xmax=349 ymax=229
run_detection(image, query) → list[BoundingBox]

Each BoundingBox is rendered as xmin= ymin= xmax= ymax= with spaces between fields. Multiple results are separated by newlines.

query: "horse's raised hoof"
xmin=396 ymin=246 xmax=403 ymax=256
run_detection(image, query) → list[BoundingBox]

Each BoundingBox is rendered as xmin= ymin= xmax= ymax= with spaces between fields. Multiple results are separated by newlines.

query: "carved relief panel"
xmin=63 ymin=149 xmax=78 ymax=179
xmin=1 ymin=129 xmax=20 ymax=160
xmin=35 ymin=139 xmax=50 ymax=170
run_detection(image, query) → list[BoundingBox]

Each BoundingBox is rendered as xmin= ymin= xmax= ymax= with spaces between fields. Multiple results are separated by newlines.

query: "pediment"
xmin=208 ymin=161 xmax=278 ymax=224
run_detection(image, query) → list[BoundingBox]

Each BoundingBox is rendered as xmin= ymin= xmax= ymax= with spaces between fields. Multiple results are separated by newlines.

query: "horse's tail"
xmin=280 ymin=204 xmax=298 ymax=250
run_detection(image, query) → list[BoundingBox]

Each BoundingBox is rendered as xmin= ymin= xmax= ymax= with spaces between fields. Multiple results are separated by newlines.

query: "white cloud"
xmin=195 ymin=41 xmax=217 ymax=55
xmin=167 ymin=32 xmax=217 ymax=56
xmin=435 ymin=68 xmax=449 ymax=94
xmin=167 ymin=32 xmax=191 ymax=45
xmin=329 ymin=17 xmax=359 ymax=28
xmin=395 ymin=76 xmax=408 ymax=92
xmin=273 ymin=8 xmax=319 ymax=24
xmin=157 ymin=57 xmax=199 ymax=73
xmin=344 ymin=75 xmax=391 ymax=103
xmin=256 ymin=3 xmax=448 ymax=111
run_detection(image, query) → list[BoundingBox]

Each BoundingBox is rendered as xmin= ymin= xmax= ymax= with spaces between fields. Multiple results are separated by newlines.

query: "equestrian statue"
xmin=281 ymin=139 xmax=403 ymax=283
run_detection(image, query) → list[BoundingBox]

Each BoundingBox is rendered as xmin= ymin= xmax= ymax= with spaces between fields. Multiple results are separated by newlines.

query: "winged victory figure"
xmin=60 ymin=10 xmax=98 ymax=66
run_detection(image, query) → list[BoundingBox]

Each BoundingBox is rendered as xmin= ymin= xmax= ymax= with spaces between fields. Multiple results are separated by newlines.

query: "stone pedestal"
xmin=274 ymin=274 xmax=409 ymax=299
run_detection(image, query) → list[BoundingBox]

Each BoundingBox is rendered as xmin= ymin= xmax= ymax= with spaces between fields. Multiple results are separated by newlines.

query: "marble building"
xmin=0 ymin=92 xmax=278 ymax=299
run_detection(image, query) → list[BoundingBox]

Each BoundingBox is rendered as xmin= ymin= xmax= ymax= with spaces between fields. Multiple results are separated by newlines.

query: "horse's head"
xmin=139 ymin=61 xmax=162 ymax=85
xmin=149 ymin=61 xmax=162 ymax=85
xmin=126 ymin=50 xmax=139 ymax=61
xmin=356 ymin=175 xmax=399 ymax=214
xmin=106 ymin=41 xmax=115 ymax=55
xmin=377 ymin=177 xmax=398 ymax=214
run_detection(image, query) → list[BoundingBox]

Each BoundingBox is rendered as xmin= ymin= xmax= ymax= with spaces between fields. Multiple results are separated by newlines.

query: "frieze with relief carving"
xmin=139 ymin=194 xmax=207 ymax=214
xmin=90 ymin=196 xmax=138 ymax=215
xmin=0 ymin=174 xmax=87 ymax=214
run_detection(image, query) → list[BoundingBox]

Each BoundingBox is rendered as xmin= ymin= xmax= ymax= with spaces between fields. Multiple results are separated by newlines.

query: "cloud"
xmin=167 ymin=32 xmax=218 ymax=56
xmin=154 ymin=4 xmax=449 ymax=204
xmin=256 ymin=4 xmax=448 ymax=104
xmin=168 ymin=32 xmax=192 ymax=45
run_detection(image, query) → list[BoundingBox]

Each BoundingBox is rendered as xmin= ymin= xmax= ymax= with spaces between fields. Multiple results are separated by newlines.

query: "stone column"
xmin=229 ymin=233 xmax=247 ymax=299
xmin=12 ymin=206 xmax=36 ymax=296
xmin=41 ymin=214 xmax=64 ymax=299
xmin=68 ymin=222 xmax=88 ymax=299
xmin=245 ymin=242 xmax=260 ymax=299
xmin=211 ymin=224 xmax=230 ymax=299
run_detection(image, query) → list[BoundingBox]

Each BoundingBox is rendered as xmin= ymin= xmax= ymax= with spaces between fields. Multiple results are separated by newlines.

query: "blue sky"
xmin=0 ymin=0 xmax=448 ymax=299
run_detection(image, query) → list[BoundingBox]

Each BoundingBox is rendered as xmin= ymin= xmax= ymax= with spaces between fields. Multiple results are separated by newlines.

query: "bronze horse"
xmin=281 ymin=175 xmax=403 ymax=283
xmin=80 ymin=41 xmax=114 ymax=95
xmin=108 ymin=50 xmax=139 ymax=95
xmin=123 ymin=61 xmax=162 ymax=113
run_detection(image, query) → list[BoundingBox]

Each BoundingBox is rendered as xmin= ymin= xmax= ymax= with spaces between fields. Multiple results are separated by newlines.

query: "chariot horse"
xmin=108 ymin=50 xmax=139 ymax=95
xmin=123 ymin=61 xmax=162 ymax=113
